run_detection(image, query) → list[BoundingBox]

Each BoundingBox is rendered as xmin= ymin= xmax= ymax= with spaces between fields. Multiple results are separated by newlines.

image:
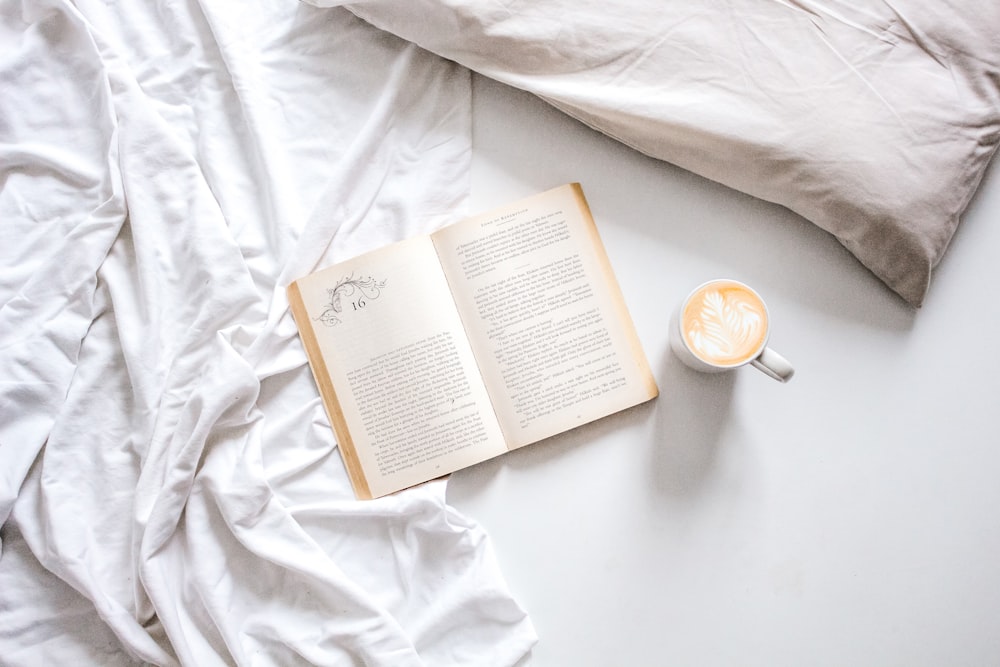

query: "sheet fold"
xmin=0 ymin=1 xmax=536 ymax=664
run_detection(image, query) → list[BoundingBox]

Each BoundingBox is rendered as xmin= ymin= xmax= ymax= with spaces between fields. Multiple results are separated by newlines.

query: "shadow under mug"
xmin=669 ymin=279 xmax=794 ymax=383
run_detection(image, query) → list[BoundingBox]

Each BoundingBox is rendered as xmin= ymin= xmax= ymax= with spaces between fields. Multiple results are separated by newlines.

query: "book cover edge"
xmin=286 ymin=280 xmax=374 ymax=500
xmin=569 ymin=182 xmax=659 ymax=400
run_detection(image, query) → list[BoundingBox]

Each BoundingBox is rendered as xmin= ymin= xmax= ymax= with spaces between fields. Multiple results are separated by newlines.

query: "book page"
xmin=290 ymin=236 xmax=507 ymax=498
xmin=433 ymin=183 xmax=658 ymax=449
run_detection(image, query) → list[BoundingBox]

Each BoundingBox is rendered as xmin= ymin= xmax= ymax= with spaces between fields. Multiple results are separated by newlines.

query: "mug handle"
xmin=751 ymin=347 xmax=795 ymax=383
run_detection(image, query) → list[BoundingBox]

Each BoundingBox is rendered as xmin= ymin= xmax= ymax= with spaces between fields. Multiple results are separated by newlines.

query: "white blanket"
xmin=0 ymin=1 xmax=535 ymax=664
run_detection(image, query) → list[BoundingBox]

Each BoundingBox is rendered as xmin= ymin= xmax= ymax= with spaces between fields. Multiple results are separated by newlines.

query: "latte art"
xmin=681 ymin=281 xmax=768 ymax=365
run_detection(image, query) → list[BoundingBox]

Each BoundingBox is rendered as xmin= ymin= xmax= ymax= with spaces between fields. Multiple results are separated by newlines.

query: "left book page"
xmin=287 ymin=236 xmax=507 ymax=499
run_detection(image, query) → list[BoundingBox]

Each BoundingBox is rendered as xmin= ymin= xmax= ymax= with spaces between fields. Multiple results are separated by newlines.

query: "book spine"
xmin=286 ymin=281 xmax=373 ymax=499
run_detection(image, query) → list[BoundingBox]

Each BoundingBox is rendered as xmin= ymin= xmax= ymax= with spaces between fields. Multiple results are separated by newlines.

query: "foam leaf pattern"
xmin=685 ymin=288 xmax=765 ymax=364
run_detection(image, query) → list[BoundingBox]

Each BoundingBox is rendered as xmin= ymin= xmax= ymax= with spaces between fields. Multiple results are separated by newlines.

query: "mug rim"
xmin=679 ymin=278 xmax=771 ymax=368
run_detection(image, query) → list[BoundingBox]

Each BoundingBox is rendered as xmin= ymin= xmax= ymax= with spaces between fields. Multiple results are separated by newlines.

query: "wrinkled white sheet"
xmin=0 ymin=1 xmax=536 ymax=664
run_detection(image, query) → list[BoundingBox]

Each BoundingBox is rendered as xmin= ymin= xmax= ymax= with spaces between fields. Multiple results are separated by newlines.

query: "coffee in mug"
xmin=669 ymin=279 xmax=793 ymax=382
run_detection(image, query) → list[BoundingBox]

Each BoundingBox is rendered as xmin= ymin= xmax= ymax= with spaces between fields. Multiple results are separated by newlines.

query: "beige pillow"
xmin=325 ymin=0 xmax=1000 ymax=306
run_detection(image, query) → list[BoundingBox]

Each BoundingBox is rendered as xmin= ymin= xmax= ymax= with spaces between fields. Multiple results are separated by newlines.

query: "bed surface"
xmin=450 ymin=74 xmax=1000 ymax=666
xmin=2 ymin=1 xmax=999 ymax=665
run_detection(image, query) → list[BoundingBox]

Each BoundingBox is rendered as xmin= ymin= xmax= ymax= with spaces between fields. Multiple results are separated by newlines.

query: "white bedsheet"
xmin=0 ymin=1 xmax=535 ymax=664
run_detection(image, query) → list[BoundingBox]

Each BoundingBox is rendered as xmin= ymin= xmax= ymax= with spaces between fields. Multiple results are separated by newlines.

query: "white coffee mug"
xmin=669 ymin=279 xmax=794 ymax=383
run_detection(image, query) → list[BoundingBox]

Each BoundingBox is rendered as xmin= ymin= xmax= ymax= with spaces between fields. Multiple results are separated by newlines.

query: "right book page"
xmin=433 ymin=183 xmax=658 ymax=450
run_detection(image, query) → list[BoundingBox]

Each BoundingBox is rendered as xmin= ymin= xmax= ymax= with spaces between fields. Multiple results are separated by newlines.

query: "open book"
xmin=287 ymin=183 xmax=658 ymax=499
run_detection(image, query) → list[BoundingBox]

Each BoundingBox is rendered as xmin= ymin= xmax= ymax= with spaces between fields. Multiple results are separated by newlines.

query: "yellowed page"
xmin=289 ymin=236 xmax=507 ymax=498
xmin=433 ymin=183 xmax=658 ymax=449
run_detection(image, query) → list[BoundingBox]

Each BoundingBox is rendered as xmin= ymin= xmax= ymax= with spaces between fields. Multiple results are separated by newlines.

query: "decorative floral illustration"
xmin=315 ymin=273 xmax=386 ymax=326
